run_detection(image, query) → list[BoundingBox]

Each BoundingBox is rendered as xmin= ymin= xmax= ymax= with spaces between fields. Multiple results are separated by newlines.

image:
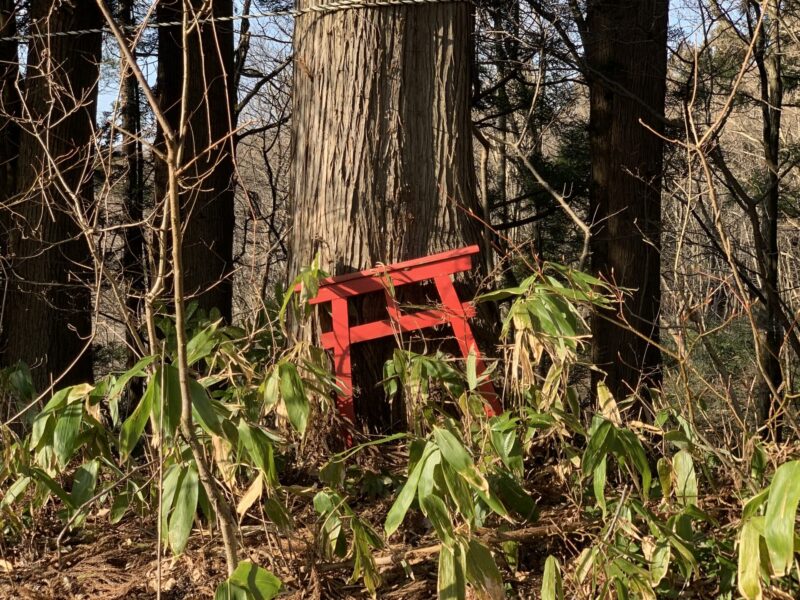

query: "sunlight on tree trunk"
xmin=3 ymin=0 xmax=101 ymax=390
xmin=290 ymin=4 xmax=485 ymax=428
xmin=155 ymin=0 xmax=236 ymax=321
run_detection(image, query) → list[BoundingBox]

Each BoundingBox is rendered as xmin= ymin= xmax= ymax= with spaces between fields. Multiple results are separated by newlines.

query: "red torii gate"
xmin=297 ymin=245 xmax=501 ymax=424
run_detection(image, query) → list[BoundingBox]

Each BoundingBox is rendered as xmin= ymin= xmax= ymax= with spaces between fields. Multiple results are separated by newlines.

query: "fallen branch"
xmin=317 ymin=520 xmax=585 ymax=573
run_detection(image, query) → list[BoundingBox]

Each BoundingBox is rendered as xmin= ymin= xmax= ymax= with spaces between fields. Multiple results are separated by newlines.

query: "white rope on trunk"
xmin=0 ymin=0 xmax=473 ymax=43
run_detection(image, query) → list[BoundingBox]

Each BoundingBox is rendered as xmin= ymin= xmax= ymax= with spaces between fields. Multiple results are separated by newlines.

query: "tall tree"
xmin=2 ymin=0 xmax=102 ymax=390
xmin=155 ymin=0 xmax=236 ymax=320
xmin=0 ymin=0 xmax=20 ymax=335
xmin=584 ymin=0 xmax=668 ymax=402
xmin=748 ymin=0 xmax=783 ymax=432
xmin=289 ymin=3 xmax=484 ymax=426
xmin=0 ymin=0 xmax=19 ymax=197
xmin=119 ymin=0 xmax=146 ymax=404
xmin=705 ymin=0 xmax=791 ymax=435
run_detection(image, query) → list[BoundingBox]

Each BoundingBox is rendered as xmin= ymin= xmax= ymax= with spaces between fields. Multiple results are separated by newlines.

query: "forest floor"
xmin=0 ymin=490 xmax=577 ymax=599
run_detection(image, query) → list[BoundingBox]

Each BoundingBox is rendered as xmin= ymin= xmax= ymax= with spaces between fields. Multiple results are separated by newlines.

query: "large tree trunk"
xmin=155 ymin=0 xmax=236 ymax=321
xmin=0 ymin=0 xmax=19 ymax=419
xmin=2 ymin=0 xmax=102 ymax=390
xmin=120 ymin=0 xmax=145 ymax=408
xmin=0 ymin=0 xmax=19 ymax=196
xmin=586 ymin=0 xmax=668 ymax=404
xmin=0 ymin=0 xmax=20 ymax=365
xmin=290 ymin=4 xmax=484 ymax=429
xmin=753 ymin=0 xmax=783 ymax=436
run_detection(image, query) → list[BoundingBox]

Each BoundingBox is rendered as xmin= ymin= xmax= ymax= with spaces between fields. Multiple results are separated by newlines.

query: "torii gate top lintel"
xmin=300 ymin=245 xmax=481 ymax=303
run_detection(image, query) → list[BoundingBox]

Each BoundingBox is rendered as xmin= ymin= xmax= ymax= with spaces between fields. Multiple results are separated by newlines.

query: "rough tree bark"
xmin=585 ymin=0 xmax=668 ymax=403
xmin=119 ymin=0 xmax=145 ymax=407
xmin=0 ymin=0 xmax=20 ymax=360
xmin=290 ymin=4 xmax=484 ymax=428
xmin=752 ymin=0 xmax=783 ymax=434
xmin=2 ymin=0 xmax=101 ymax=390
xmin=0 ymin=0 xmax=19 ymax=197
xmin=155 ymin=0 xmax=236 ymax=321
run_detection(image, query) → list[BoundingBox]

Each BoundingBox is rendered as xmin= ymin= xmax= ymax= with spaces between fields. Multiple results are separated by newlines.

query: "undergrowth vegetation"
xmin=1 ymin=260 xmax=799 ymax=599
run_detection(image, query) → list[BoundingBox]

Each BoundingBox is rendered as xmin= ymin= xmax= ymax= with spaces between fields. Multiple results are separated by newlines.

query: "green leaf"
xmin=615 ymin=428 xmax=652 ymax=499
xmin=229 ymin=561 xmax=283 ymax=597
xmin=30 ymin=413 xmax=55 ymax=453
xmin=385 ymin=442 xmax=435 ymax=537
xmin=351 ymin=519 xmax=383 ymax=593
xmin=750 ymin=442 xmax=768 ymax=482
xmin=673 ymin=450 xmax=697 ymax=506
xmin=151 ymin=365 xmax=182 ymax=440
xmin=475 ymin=286 xmax=529 ymax=303
xmin=742 ymin=488 xmax=769 ymax=521
xmin=159 ymin=464 xmax=183 ymax=541
xmin=314 ymin=491 xmax=336 ymax=526
xmin=21 ymin=466 xmax=73 ymax=507
xmin=188 ymin=377 xmax=223 ymax=436
xmin=434 ymin=427 xmax=489 ymax=493
xmin=682 ymin=503 xmax=717 ymax=526
xmin=119 ymin=378 xmax=154 ymax=461
xmin=186 ymin=321 xmax=220 ymax=366
xmin=667 ymin=514 xmax=700 ymax=573
xmin=764 ymin=460 xmax=800 ymax=576
xmin=237 ymin=421 xmax=277 ymax=486
xmin=594 ymin=457 xmax=607 ymax=516
xmin=1 ymin=476 xmax=31 ymax=507
xmin=70 ymin=460 xmax=100 ymax=526
xmin=319 ymin=460 xmax=345 ymax=487
xmin=441 ymin=462 xmax=475 ymax=525
xmin=382 ymin=360 xmax=400 ymax=399
xmin=217 ymin=561 xmax=282 ymax=600
xmin=169 ymin=463 xmax=199 ymax=555
xmin=650 ymin=539 xmax=670 ymax=586
xmin=8 ymin=363 xmax=35 ymax=403
xmin=54 ymin=402 xmax=83 ymax=468
xmin=738 ymin=517 xmax=764 ymax=600
xmin=615 ymin=577 xmax=630 ymax=600
xmin=541 ymin=555 xmax=563 ymax=600
xmin=314 ymin=491 xmax=348 ymax=559
xmin=490 ymin=419 xmax=523 ymax=477
xmin=489 ymin=470 xmax=538 ymax=523
xmin=331 ymin=431 xmax=408 ymax=463
xmin=476 ymin=487 xmax=508 ymax=519
xmin=29 ymin=387 xmax=71 ymax=451
xmin=279 ymin=363 xmax=309 ymax=435
xmin=262 ymin=370 xmax=281 ymax=410
xmin=108 ymin=355 xmax=157 ymax=403
xmin=465 ymin=540 xmax=504 ymax=599
xmin=416 ymin=450 xmax=441 ymax=503
xmin=438 ymin=543 xmax=467 ymax=600
xmin=110 ymin=491 xmax=132 ymax=524
xmin=39 ymin=387 xmax=72 ymax=415
xmin=657 ymin=457 xmax=672 ymax=500
xmin=71 ymin=459 xmax=100 ymax=507
xmin=575 ymin=547 xmax=597 ymax=584
xmin=433 ymin=428 xmax=473 ymax=474
xmin=263 ymin=497 xmax=293 ymax=532
xmin=214 ymin=581 xmax=248 ymax=600
xmin=583 ymin=419 xmax=615 ymax=476
xmin=420 ymin=494 xmax=454 ymax=543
